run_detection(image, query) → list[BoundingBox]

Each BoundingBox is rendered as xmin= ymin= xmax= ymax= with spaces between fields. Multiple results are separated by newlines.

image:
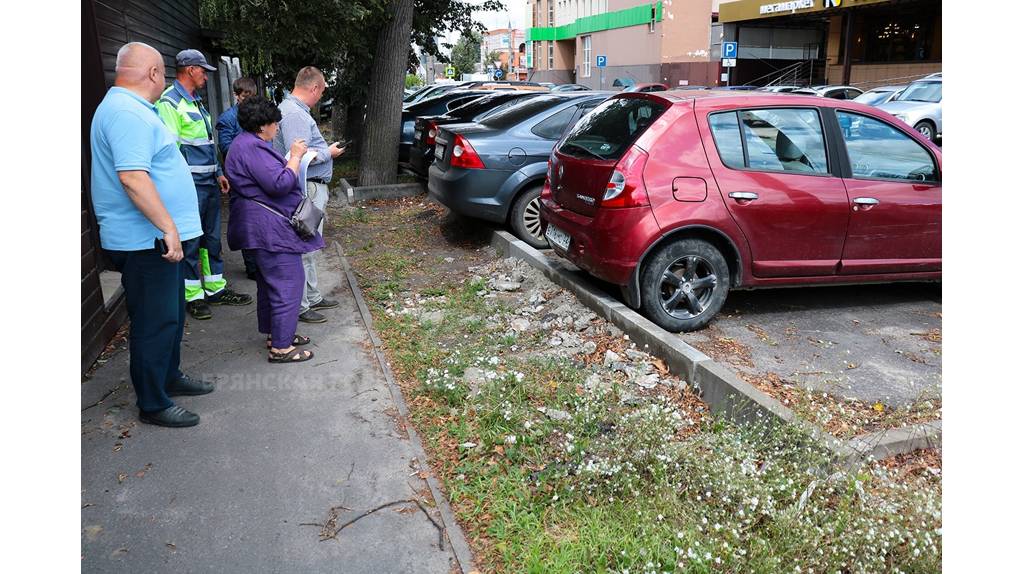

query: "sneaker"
xmin=208 ymin=288 xmax=253 ymax=306
xmin=187 ymin=300 xmax=212 ymax=320
xmin=140 ymin=405 xmax=200 ymax=428
xmin=298 ymin=309 xmax=327 ymax=323
xmin=310 ymin=298 xmax=340 ymax=310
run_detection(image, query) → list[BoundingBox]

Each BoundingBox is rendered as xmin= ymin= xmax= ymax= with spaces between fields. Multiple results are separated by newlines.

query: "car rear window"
xmin=557 ymin=97 xmax=668 ymax=161
xmin=479 ymin=96 xmax=564 ymax=129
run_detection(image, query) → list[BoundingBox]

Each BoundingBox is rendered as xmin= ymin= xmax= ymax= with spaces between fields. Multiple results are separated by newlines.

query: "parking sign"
xmin=722 ymin=42 xmax=738 ymax=59
xmin=596 ymin=55 xmax=607 ymax=67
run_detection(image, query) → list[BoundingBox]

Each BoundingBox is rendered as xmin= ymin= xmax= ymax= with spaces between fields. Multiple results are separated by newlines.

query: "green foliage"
xmin=405 ymin=74 xmax=424 ymax=89
xmin=450 ymin=31 xmax=482 ymax=76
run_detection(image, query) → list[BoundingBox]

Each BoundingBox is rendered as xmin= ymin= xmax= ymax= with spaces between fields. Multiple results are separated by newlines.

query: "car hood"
xmin=878 ymin=100 xmax=940 ymax=115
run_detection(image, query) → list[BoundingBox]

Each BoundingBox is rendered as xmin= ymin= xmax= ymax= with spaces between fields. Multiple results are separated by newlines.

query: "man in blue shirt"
xmin=90 ymin=42 xmax=215 ymax=428
xmin=216 ymin=77 xmax=260 ymax=279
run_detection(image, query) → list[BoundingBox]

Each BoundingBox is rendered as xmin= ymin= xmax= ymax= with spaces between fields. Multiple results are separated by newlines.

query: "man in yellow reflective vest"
xmin=157 ymin=50 xmax=252 ymax=319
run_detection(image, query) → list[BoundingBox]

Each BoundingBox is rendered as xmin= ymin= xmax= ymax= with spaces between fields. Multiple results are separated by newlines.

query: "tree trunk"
xmin=358 ymin=0 xmax=415 ymax=186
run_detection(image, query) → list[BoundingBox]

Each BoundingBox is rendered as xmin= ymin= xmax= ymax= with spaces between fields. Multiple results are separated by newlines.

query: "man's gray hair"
xmin=115 ymin=42 xmax=159 ymax=71
xmin=294 ymin=66 xmax=325 ymax=89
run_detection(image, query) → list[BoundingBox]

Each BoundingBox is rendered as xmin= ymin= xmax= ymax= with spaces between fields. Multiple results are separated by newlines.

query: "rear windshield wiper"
xmin=561 ymin=142 xmax=606 ymax=160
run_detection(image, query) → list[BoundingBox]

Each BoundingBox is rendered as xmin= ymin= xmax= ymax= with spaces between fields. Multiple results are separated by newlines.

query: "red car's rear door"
xmin=834 ymin=110 xmax=942 ymax=274
xmin=696 ymin=101 xmax=850 ymax=278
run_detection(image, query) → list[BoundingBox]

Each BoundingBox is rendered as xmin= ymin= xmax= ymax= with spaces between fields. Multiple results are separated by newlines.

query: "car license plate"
xmin=545 ymin=224 xmax=571 ymax=252
xmin=434 ymin=142 xmax=446 ymax=161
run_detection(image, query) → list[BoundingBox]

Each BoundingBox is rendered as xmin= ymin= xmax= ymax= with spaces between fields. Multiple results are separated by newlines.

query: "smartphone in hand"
xmin=155 ymin=237 xmax=169 ymax=254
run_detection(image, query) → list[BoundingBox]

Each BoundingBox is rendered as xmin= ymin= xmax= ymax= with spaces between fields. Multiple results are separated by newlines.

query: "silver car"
xmin=790 ymin=85 xmax=864 ymax=100
xmin=852 ymin=85 xmax=906 ymax=107
xmin=878 ymin=77 xmax=942 ymax=142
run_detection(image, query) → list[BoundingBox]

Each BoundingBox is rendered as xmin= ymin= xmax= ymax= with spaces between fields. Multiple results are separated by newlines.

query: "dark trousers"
xmin=183 ymin=184 xmax=225 ymax=300
xmin=107 ymin=244 xmax=188 ymax=413
xmin=245 ymin=249 xmax=304 ymax=349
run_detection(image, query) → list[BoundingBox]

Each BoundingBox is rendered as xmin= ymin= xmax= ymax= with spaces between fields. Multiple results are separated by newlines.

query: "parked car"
xmin=399 ymin=90 xmax=489 ymax=162
xmin=428 ymin=92 xmax=612 ymax=247
xmin=538 ymin=82 xmax=557 ymax=89
xmin=671 ymin=85 xmax=710 ymax=91
xmin=791 ymin=85 xmax=864 ymax=99
xmin=757 ymin=85 xmax=804 ymax=93
xmin=878 ymin=76 xmax=942 ymax=142
xmin=474 ymin=83 xmax=549 ymax=92
xmin=408 ymin=91 xmax=546 ymax=178
xmin=403 ymin=82 xmax=467 ymax=106
xmin=461 ymin=80 xmax=544 ymax=89
xmin=540 ymin=91 xmax=941 ymax=332
xmin=852 ymin=85 xmax=906 ymax=107
xmin=713 ymin=85 xmax=759 ymax=91
xmin=551 ymin=84 xmax=592 ymax=92
xmin=623 ymin=83 xmax=669 ymax=93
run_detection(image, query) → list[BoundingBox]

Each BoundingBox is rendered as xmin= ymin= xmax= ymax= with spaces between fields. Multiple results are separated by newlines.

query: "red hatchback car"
xmin=540 ymin=91 xmax=941 ymax=332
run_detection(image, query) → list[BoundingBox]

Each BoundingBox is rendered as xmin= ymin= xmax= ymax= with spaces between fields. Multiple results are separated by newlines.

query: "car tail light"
xmin=426 ymin=121 xmax=438 ymax=145
xmin=541 ymin=160 xmax=553 ymax=201
xmin=450 ymin=134 xmax=485 ymax=169
xmin=601 ymin=145 xmax=650 ymax=209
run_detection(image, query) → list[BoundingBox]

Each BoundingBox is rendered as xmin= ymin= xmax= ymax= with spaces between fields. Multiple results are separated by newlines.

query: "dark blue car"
xmin=428 ymin=92 xmax=610 ymax=247
xmin=399 ymin=91 xmax=489 ymax=163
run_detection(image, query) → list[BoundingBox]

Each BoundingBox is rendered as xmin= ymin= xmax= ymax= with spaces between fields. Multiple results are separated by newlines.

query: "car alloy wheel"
xmin=914 ymin=121 xmax=934 ymax=141
xmin=658 ymin=255 xmax=718 ymax=320
xmin=523 ymin=196 xmax=543 ymax=241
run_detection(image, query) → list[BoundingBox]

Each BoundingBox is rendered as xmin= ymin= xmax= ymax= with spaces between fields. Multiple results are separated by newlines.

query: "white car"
xmin=852 ymin=85 xmax=906 ymax=107
xmin=879 ymin=76 xmax=942 ymax=142
xmin=790 ymin=85 xmax=864 ymax=100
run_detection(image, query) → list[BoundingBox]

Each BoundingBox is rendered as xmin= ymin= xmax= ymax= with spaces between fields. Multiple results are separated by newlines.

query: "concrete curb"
xmin=488 ymin=230 xmax=940 ymax=463
xmin=334 ymin=241 xmax=477 ymax=573
xmin=339 ymin=178 xmax=425 ymax=204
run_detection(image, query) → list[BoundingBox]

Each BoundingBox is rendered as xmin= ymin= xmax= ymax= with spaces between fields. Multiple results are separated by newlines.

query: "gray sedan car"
xmin=878 ymin=76 xmax=942 ymax=142
xmin=428 ymin=92 xmax=611 ymax=247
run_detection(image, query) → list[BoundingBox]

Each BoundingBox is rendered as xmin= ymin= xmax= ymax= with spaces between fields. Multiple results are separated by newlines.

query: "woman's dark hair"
xmin=237 ymin=97 xmax=282 ymax=133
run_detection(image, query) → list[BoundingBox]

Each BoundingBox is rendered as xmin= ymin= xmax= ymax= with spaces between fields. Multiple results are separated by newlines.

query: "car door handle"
xmin=853 ymin=197 xmax=879 ymax=205
xmin=728 ymin=192 xmax=759 ymax=201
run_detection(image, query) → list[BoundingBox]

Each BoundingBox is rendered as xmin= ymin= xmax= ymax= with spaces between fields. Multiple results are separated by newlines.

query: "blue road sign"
xmin=493 ymin=68 xmax=504 ymax=80
xmin=596 ymin=55 xmax=607 ymax=68
xmin=722 ymin=42 xmax=738 ymax=59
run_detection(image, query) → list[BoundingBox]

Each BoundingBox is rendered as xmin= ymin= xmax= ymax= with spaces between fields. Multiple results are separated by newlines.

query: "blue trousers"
xmin=245 ymin=249 xmax=305 ymax=349
xmin=183 ymin=184 xmax=226 ymax=301
xmin=107 ymin=244 xmax=189 ymax=413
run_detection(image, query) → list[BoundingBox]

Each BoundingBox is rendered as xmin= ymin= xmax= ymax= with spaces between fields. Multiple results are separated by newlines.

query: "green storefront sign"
xmin=526 ymin=2 xmax=663 ymax=42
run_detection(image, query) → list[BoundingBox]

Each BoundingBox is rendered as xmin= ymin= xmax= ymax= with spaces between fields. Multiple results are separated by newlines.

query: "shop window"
xmin=850 ymin=9 xmax=937 ymax=63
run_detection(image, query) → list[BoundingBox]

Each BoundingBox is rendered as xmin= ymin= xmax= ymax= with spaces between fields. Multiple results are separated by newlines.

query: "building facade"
xmin=480 ymin=28 xmax=528 ymax=80
xmin=525 ymin=1 xmax=721 ymax=88
xmin=718 ymin=0 xmax=941 ymax=88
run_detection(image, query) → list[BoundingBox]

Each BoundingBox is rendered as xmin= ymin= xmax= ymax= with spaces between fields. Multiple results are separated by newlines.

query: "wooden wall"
xmin=81 ymin=0 xmax=208 ymax=373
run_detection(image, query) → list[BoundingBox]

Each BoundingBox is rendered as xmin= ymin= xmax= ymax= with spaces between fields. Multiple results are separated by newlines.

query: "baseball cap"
xmin=176 ymin=49 xmax=217 ymax=71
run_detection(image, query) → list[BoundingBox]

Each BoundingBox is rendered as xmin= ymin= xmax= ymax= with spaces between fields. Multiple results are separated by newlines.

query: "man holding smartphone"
xmin=90 ymin=42 xmax=215 ymax=428
xmin=274 ymin=66 xmax=346 ymax=324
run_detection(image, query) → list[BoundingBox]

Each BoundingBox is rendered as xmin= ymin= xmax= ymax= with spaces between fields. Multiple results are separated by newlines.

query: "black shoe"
xmin=310 ymin=298 xmax=340 ymax=310
xmin=166 ymin=374 xmax=215 ymax=397
xmin=208 ymin=288 xmax=253 ymax=306
xmin=298 ymin=309 xmax=327 ymax=323
xmin=187 ymin=300 xmax=212 ymax=320
xmin=139 ymin=405 xmax=200 ymax=427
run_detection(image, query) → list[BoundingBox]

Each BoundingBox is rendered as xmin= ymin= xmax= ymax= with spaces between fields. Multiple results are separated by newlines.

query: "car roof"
xmin=865 ymin=85 xmax=907 ymax=92
xmin=625 ymin=90 xmax=886 ymax=112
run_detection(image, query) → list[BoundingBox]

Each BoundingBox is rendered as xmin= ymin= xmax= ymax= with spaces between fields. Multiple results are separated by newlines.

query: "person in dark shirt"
xmin=217 ymin=77 xmax=261 ymax=280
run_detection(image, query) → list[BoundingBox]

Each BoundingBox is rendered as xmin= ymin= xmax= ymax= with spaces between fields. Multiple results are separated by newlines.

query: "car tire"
xmin=639 ymin=238 xmax=730 ymax=332
xmin=510 ymin=185 xmax=548 ymax=249
xmin=914 ymin=120 xmax=936 ymax=142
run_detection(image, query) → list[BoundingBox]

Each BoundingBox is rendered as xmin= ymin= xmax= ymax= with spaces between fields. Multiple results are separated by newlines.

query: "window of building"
xmin=849 ymin=8 xmax=938 ymax=63
xmin=582 ymin=35 xmax=592 ymax=77
xmin=649 ymin=6 xmax=656 ymax=33
xmin=836 ymin=112 xmax=938 ymax=182
xmin=548 ymin=0 xmax=554 ymax=26
xmin=548 ymin=42 xmax=555 ymax=69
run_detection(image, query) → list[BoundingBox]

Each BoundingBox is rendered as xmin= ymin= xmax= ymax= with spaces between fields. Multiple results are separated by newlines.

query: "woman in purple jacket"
xmin=225 ymin=97 xmax=325 ymax=363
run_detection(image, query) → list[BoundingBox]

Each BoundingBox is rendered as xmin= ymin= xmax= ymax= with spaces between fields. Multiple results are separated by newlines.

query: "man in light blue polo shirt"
xmin=90 ymin=42 xmax=215 ymax=428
